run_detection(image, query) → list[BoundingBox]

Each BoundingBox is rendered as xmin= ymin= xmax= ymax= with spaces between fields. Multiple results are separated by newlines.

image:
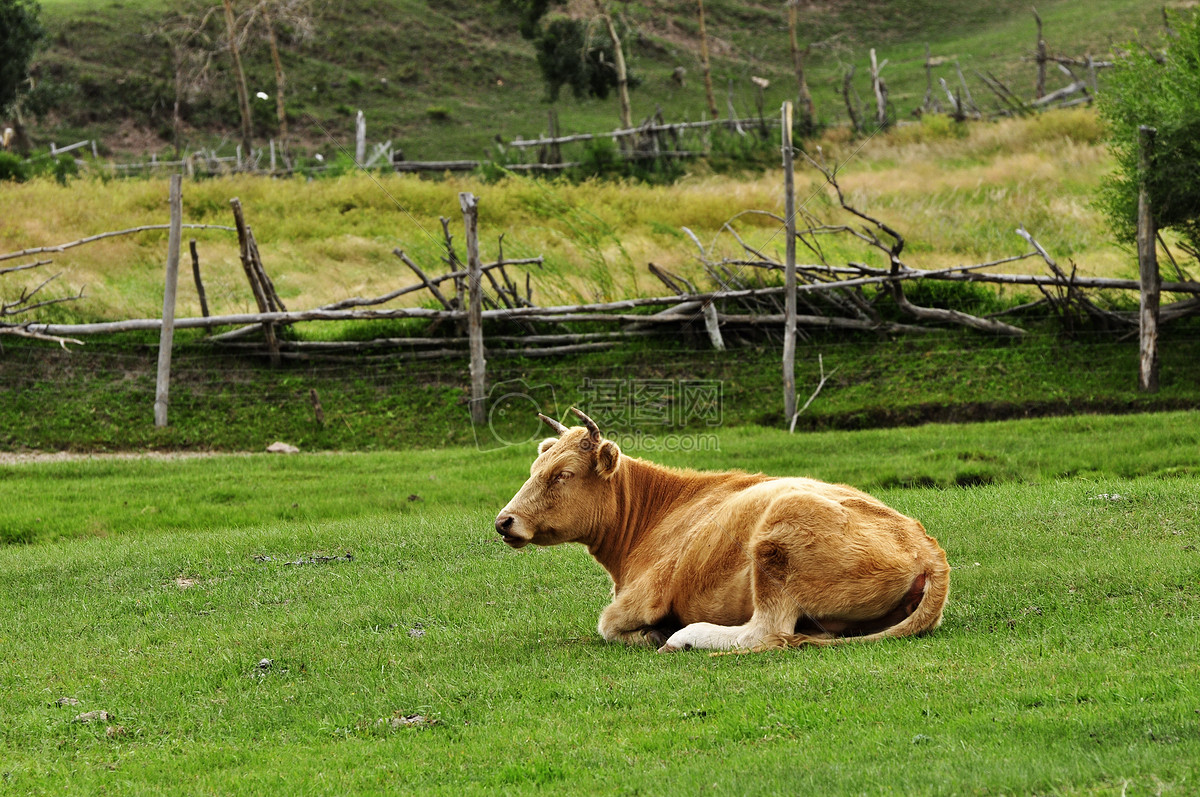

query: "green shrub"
xmin=425 ymin=105 xmax=451 ymax=121
xmin=1026 ymin=107 xmax=1104 ymax=145
xmin=919 ymin=113 xmax=969 ymax=141
xmin=1098 ymin=9 xmax=1200 ymax=252
xmin=0 ymin=151 xmax=29 ymax=182
xmin=46 ymin=153 xmax=78 ymax=185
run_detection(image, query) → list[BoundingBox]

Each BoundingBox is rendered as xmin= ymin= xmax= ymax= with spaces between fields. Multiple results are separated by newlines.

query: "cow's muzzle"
xmin=494 ymin=514 xmax=528 ymax=548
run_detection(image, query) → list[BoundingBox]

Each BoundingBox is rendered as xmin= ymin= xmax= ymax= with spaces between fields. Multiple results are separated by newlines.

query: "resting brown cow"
xmin=494 ymin=408 xmax=950 ymax=653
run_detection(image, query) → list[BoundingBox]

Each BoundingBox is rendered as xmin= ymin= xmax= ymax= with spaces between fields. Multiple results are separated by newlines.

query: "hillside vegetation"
xmin=24 ymin=0 xmax=1166 ymax=159
xmin=0 ymin=109 xmax=1124 ymax=322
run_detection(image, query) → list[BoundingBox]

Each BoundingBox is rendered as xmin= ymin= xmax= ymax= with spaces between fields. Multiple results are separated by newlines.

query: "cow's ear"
xmin=595 ymin=440 xmax=621 ymax=479
xmin=537 ymin=437 xmax=558 ymax=455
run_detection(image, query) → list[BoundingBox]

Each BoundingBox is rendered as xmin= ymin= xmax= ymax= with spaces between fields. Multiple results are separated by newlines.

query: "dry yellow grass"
xmin=0 ymin=109 xmax=1132 ymax=321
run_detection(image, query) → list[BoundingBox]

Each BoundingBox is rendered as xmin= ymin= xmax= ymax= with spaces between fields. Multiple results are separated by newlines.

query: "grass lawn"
xmin=2 ymin=416 xmax=1198 ymax=794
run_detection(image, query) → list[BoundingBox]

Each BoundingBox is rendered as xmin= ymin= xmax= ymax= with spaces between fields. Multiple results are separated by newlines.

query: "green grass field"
xmin=2 ymin=414 xmax=1198 ymax=793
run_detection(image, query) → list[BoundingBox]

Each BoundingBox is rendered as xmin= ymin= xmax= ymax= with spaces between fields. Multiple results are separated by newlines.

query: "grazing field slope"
xmin=1 ymin=417 xmax=1198 ymax=793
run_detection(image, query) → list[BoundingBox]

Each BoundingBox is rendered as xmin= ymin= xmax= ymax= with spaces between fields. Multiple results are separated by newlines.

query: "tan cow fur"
xmin=494 ymin=418 xmax=950 ymax=653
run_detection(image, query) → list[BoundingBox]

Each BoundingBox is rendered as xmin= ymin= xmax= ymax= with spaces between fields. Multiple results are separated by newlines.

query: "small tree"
xmin=1 ymin=0 xmax=45 ymax=152
xmin=1098 ymin=10 xmax=1200 ymax=260
xmin=503 ymin=0 xmax=638 ymax=128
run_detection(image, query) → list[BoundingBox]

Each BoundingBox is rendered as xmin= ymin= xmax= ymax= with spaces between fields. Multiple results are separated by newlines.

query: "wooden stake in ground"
xmin=355 ymin=110 xmax=366 ymax=164
xmin=309 ymin=388 xmax=325 ymax=426
xmin=155 ymin=175 xmax=184 ymax=428
xmin=189 ymin=239 xmax=210 ymax=318
xmin=1137 ymin=125 xmax=1160 ymax=393
xmin=781 ymin=101 xmax=798 ymax=424
xmin=460 ymin=193 xmax=487 ymax=426
xmin=229 ymin=197 xmax=280 ymax=366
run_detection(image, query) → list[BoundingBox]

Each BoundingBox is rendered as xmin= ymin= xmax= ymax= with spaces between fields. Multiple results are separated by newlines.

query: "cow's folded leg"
xmin=598 ymin=595 xmax=675 ymax=649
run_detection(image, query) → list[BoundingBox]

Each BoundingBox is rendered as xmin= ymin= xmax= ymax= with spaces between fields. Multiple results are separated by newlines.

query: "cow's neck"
xmin=581 ymin=456 xmax=730 ymax=589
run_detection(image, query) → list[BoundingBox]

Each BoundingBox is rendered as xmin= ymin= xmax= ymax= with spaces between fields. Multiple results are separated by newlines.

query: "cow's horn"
xmin=538 ymin=413 xmax=568 ymax=436
xmin=570 ymin=407 xmax=602 ymax=442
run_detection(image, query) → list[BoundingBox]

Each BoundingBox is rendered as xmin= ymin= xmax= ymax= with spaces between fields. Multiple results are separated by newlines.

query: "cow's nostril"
xmin=496 ymin=515 xmax=515 ymax=534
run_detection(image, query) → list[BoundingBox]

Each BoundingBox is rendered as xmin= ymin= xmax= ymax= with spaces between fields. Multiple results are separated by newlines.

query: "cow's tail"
xmin=752 ymin=538 xmax=951 ymax=653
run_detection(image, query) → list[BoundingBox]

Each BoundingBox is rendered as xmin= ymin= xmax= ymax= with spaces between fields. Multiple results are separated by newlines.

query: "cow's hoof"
xmin=657 ymin=643 xmax=681 ymax=653
xmin=644 ymin=628 xmax=668 ymax=647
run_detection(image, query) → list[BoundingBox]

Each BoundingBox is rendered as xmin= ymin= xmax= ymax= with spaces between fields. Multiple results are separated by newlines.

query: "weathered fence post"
xmin=1137 ymin=125 xmax=1160 ymax=393
xmin=229 ymin=197 xmax=280 ymax=366
xmin=702 ymin=300 xmax=725 ymax=351
xmin=189 ymin=239 xmax=209 ymax=318
xmin=781 ymin=101 xmax=798 ymax=425
xmin=155 ymin=174 xmax=183 ymax=428
xmin=355 ymin=110 xmax=366 ymax=164
xmin=460 ymin=192 xmax=487 ymax=426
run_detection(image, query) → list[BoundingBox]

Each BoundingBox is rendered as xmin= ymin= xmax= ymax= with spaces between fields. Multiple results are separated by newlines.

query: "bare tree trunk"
xmin=172 ymin=53 xmax=185 ymax=159
xmin=921 ymin=43 xmax=943 ymax=113
xmin=263 ymin=7 xmax=288 ymax=165
xmin=787 ymin=1 xmax=814 ymax=126
xmin=869 ymin=48 xmax=888 ymax=129
xmin=222 ymin=0 xmax=254 ymax=159
xmin=1033 ymin=7 xmax=1047 ymax=100
xmin=698 ymin=0 xmax=719 ymax=119
xmin=842 ymin=66 xmax=862 ymax=132
xmin=9 ymin=104 xmax=31 ymax=155
xmin=597 ymin=1 xmax=633 ymax=131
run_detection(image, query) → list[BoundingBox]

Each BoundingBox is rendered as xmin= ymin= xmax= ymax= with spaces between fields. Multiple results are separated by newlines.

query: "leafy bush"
xmin=0 ymin=151 xmax=77 ymax=184
xmin=1025 ymin=107 xmax=1104 ymax=145
xmin=876 ymin=278 xmax=1015 ymax=318
xmin=0 ymin=151 xmax=29 ymax=182
xmin=425 ymin=105 xmax=451 ymax=121
xmin=1098 ymin=9 xmax=1200 ymax=252
xmin=892 ymin=113 xmax=970 ymax=145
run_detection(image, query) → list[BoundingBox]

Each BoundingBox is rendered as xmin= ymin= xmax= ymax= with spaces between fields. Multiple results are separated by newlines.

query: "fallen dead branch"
xmin=0 ymin=224 xmax=236 ymax=262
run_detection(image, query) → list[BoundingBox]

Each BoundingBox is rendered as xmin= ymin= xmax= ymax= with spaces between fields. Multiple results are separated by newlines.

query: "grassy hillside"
xmin=23 ymin=0 xmax=1167 ymax=160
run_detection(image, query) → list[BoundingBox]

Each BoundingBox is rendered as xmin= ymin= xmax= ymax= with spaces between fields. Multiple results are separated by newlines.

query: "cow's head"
xmin=494 ymin=407 xmax=622 ymax=548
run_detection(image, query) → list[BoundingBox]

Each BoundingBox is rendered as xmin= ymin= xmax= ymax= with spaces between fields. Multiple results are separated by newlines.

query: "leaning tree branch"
xmin=0 ymin=224 xmax=237 ymax=262
xmin=0 ymin=258 xmax=53 ymax=277
xmin=0 ymin=323 xmax=85 ymax=349
xmin=801 ymin=152 xmax=1028 ymax=335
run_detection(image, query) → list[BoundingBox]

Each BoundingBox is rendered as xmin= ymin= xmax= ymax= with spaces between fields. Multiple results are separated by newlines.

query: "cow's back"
xmin=638 ymin=475 xmax=936 ymax=628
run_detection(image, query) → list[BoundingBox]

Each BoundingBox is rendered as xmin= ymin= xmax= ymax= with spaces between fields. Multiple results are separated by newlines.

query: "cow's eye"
xmin=555 ymin=471 xmax=573 ymax=483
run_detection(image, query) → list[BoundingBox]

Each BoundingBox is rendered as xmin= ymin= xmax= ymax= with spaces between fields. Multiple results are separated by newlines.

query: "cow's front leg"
xmin=598 ymin=588 xmax=677 ymax=649
xmin=658 ymin=622 xmax=744 ymax=653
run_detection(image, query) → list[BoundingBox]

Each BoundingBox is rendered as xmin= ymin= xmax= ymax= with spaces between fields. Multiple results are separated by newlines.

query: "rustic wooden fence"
xmin=4 ymin=111 xmax=1193 ymax=427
